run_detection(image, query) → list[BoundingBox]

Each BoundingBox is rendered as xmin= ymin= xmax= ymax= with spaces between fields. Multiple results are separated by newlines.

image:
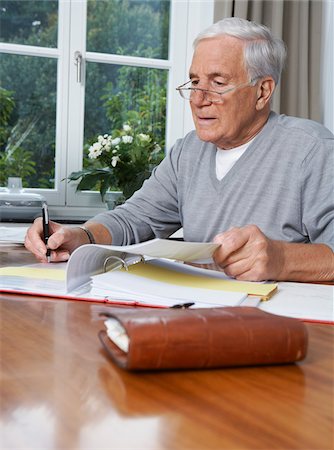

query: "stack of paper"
xmin=90 ymin=259 xmax=278 ymax=308
xmin=90 ymin=260 xmax=247 ymax=307
xmin=0 ymin=226 xmax=28 ymax=246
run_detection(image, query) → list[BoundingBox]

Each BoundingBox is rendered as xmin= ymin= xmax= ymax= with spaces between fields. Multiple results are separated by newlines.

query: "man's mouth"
xmin=196 ymin=116 xmax=216 ymax=124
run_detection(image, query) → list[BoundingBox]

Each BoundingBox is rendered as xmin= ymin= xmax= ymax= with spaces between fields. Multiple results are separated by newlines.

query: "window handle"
xmin=74 ymin=51 xmax=83 ymax=83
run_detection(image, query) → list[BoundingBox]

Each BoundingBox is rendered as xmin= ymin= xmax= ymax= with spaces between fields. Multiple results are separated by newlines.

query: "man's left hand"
xmin=213 ymin=225 xmax=284 ymax=281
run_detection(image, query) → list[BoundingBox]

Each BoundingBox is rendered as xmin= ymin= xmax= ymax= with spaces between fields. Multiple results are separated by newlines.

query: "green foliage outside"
xmin=0 ymin=87 xmax=36 ymax=186
xmin=0 ymin=0 xmax=169 ymax=191
xmin=0 ymin=0 xmax=58 ymax=188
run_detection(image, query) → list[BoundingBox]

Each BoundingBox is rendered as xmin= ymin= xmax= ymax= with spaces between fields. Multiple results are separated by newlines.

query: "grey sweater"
xmin=93 ymin=112 xmax=334 ymax=250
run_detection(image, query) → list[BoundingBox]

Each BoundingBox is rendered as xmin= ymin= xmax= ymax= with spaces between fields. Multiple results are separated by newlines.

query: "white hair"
xmin=194 ymin=17 xmax=286 ymax=85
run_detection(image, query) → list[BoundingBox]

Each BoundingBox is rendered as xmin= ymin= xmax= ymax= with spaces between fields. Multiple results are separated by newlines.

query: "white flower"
xmin=154 ymin=144 xmax=161 ymax=151
xmin=138 ymin=133 xmax=150 ymax=142
xmin=111 ymin=155 xmax=121 ymax=167
xmin=111 ymin=137 xmax=121 ymax=146
xmin=123 ymin=124 xmax=131 ymax=132
xmin=122 ymin=135 xmax=133 ymax=144
xmin=88 ymin=143 xmax=103 ymax=159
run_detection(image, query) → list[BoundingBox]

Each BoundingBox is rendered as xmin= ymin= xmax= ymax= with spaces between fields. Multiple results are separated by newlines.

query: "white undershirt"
xmin=215 ymin=137 xmax=255 ymax=180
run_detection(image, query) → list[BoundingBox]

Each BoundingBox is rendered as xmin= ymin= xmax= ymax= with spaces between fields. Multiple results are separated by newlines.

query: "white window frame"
xmin=0 ymin=0 xmax=214 ymax=219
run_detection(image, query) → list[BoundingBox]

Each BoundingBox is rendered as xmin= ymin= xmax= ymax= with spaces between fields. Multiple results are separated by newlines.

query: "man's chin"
xmin=195 ymin=128 xmax=217 ymax=144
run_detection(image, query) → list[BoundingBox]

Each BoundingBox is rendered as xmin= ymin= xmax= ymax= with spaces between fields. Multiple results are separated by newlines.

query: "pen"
xmin=170 ymin=302 xmax=195 ymax=309
xmin=42 ymin=203 xmax=51 ymax=263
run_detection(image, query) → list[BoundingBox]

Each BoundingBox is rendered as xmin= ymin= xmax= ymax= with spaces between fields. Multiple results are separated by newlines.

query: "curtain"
xmin=213 ymin=0 xmax=322 ymax=121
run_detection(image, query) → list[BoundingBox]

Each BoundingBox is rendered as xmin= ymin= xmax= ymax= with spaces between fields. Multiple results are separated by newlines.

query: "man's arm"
xmin=25 ymin=219 xmax=112 ymax=263
xmin=213 ymin=225 xmax=334 ymax=282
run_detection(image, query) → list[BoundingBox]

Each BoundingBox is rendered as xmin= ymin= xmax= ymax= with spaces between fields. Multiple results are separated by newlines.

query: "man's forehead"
xmin=189 ymin=69 xmax=231 ymax=80
xmin=190 ymin=36 xmax=245 ymax=77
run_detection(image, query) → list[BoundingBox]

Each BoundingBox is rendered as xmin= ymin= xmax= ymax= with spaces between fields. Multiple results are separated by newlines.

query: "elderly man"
xmin=25 ymin=17 xmax=334 ymax=282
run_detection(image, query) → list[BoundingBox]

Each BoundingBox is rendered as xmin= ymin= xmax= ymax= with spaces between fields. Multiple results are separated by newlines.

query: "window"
xmin=0 ymin=0 xmax=214 ymax=219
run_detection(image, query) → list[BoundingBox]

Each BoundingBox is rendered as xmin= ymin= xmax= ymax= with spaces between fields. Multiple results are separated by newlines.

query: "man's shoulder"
xmin=276 ymin=114 xmax=334 ymax=140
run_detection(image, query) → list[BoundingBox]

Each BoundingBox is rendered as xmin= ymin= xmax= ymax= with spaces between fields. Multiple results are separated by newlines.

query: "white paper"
xmin=90 ymin=259 xmax=247 ymax=307
xmin=0 ymin=226 xmax=28 ymax=244
xmin=259 ymin=282 xmax=334 ymax=322
xmin=104 ymin=318 xmax=129 ymax=353
xmin=66 ymin=238 xmax=220 ymax=292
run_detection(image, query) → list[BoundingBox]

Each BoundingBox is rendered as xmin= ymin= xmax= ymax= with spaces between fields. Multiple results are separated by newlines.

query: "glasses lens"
xmin=178 ymin=87 xmax=224 ymax=103
xmin=205 ymin=91 xmax=222 ymax=103
xmin=179 ymin=88 xmax=191 ymax=100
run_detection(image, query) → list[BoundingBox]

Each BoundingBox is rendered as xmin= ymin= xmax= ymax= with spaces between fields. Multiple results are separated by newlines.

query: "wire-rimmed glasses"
xmin=176 ymin=78 xmax=259 ymax=103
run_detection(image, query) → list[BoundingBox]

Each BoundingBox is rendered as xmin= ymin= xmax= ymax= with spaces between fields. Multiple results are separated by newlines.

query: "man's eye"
xmin=190 ymin=80 xmax=199 ymax=87
xmin=213 ymin=81 xmax=226 ymax=87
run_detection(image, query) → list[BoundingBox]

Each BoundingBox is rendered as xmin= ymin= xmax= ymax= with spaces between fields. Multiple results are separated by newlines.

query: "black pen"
xmin=170 ymin=302 xmax=195 ymax=309
xmin=42 ymin=203 xmax=51 ymax=263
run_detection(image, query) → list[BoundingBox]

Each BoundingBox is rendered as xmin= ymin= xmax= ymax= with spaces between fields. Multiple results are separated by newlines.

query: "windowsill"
xmin=49 ymin=205 xmax=109 ymax=223
xmin=0 ymin=205 xmax=107 ymax=225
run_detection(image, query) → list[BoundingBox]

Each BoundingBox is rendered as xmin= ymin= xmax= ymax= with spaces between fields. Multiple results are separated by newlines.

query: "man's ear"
xmin=255 ymin=78 xmax=276 ymax=110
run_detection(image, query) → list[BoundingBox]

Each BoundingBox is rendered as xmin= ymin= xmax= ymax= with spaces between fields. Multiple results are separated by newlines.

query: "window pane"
xmin=0 ymin=54 xmax=57 ymax=188
xmin=0 ymin=0 xmax=58 ymax=48
xmin=85 ymin=63 xmax=167 ymax=142
xmin=87 ymin=0 xmax=170 ymax=59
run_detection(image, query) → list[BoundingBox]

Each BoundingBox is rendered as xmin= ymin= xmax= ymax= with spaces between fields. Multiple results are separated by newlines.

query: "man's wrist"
xmin=82 ymin=222 xmax=112 ymax=245
xmin=78 ymin=225 xmax=96 ymax=244
xmin=275 ymin=241 xmax=334 ymax=282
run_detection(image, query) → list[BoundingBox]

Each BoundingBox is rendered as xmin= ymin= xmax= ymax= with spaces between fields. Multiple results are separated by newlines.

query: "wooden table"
xmin=0 ymin=291 xmax=333 ymax=450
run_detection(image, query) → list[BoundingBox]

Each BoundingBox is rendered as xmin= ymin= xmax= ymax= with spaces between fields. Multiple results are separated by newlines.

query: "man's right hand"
xmin=24 ymin=218 xmax=89 ymax=263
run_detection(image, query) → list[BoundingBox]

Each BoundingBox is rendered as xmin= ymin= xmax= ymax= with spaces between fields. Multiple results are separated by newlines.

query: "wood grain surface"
xmin=0 ymin=294 xmax=333 ymax=450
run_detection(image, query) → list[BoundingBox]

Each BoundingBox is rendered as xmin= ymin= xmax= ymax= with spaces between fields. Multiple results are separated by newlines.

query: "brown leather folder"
xmin=98 ymin=307 xmax=308 ymax=371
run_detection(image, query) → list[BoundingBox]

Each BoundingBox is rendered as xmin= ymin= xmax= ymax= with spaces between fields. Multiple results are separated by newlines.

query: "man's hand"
xmin=25 ymin=219 xmax=88 ymax=263
xmin=212 ymin=225 xmax=283 ymax=281
xmin=25 ymin=219 xmax=113 ymax=263
xmin=213 ymin=225 xmax=334 ymax=282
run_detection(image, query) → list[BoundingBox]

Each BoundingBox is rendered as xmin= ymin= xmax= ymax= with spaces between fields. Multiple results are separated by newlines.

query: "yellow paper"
xmin=0 ymin=266 xmax=66 ymax=281
xmin=125 ymin=262 xmax=277 ymax=297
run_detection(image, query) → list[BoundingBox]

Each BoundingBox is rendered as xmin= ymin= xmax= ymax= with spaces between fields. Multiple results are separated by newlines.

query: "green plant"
xmin=0 ymin=146 xmax=36 ymax=186
xmin=0 ymin=88 xmax=37 ymax=186
xmin=67 ymin=120 xmax=164 ymax=201
xmin=0 ymin=87 xmax=15 ymax=149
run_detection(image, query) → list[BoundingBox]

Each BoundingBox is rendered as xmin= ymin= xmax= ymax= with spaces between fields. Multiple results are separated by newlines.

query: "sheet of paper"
xmin=259 ymin=282 xmax=334 ymax=322
xmin=145 ymin=259 xmax=277 ymax=297
xmin=66 ymin=238 xmax=220 ymax=292
xmin=0 ymin=264 xmax=66 ymax=294
xmin=0 ymin=265 xmax=66 ymax=281
xmin=0 ymin=226 xmax=28 ymax=244
xmin=90 ymin=260 xmax=248 ymax=307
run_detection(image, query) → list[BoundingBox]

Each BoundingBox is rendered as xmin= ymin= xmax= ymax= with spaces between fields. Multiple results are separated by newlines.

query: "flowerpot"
xmin=105 ymin=191 xmax=123 ymax=210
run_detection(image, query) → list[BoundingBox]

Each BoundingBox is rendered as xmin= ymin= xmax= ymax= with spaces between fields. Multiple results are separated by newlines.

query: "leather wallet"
xmin=98 ymin=307 xmax=308 ymax=371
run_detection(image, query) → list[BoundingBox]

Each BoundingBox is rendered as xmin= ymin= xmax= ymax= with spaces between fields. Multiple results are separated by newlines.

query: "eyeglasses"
xmin=176 ymin=78 xmax=258 ymax=103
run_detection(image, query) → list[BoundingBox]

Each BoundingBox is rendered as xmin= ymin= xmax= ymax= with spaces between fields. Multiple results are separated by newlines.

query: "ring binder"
xmin=103 ymin=256 xmax=128 ymax=273
xmin=103 ymin=254 xmax=147 ymax=273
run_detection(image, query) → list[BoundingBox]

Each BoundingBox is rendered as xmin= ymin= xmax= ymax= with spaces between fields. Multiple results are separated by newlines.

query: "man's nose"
xmin=190 ymin=89 xmax=212 ymax=107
